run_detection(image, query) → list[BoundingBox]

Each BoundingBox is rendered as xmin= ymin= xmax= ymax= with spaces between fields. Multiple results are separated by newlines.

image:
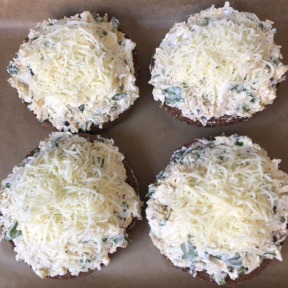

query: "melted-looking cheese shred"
xmin=8 ymin=12 xmax=139 ymax=132
xmin=150 ymin=2 xmax=288 ymax=125
xmin=0 ymin=132 xmax=142 ymax=278
xmin=147 ymin=135 xmax=288 ymax=284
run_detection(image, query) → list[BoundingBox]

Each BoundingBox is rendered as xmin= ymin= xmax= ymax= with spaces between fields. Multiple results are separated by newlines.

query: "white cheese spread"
xmin=146 ymin=135 xmax=288 ymax=284
xmin=0 ymin=132 xmax=142 ymax=278
xmin=149 ymin=2 xmax=287 ymax=125
xmin=8 ymin=12 xmax=139 ymax=132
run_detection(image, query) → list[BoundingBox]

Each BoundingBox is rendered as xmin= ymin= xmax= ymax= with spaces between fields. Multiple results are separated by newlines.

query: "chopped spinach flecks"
xmin=95 ymin=138 xmax=104 ymax=143
xmin=242 ymin=105 xmax=250 ymax=112
xmin=152 ymin=74 xmax=160 ymax=79
xmin=230 ymin=84 xmax=246 ymax=93
xmin=102 ymin=30 xmax=108 ymax=36
xmin=121 ymin=202 xmax=128 ymax=212
xmin=246 ymin=16 xmax=255 ymax=22
xmin=52 ymin=136 xmax=62 ymax=148
xmin=250 ymin=97 xmax=256 ymax=103
xmin=7 ymin=62 xmax=20 ymax=76
xmin=232 ymin=135 xmax=243 ymax=146
xmin=111 ymin=17 xmax=119 ymax=31
xmin=172 ymin=149 xmax=186 ymax=163
xmin=4 ymin=222 xmax=22 ymax=241
xmin=280 ymin=216 xmax=285 ymax=223
xmin=114 ymin=211 xmax=126 ymax=222
xmin=219 ymin=155 xmax=224 ymax=161
xmin=156 ymin=170 xmax=165 ymax=181
xmin=78 ymin=104 xmax=85 ymax=113
xmin=259 ymin=23 xmax=264 ymax=30
xmin=162 ymin=86 xmax=183 ymax=105
xmin=119 ymin=83 xmax=124 ymax=92
xmin=235 ymin=141 xmax=243 ymax=146
xmin=262 ymin=251 xmax=277 ymax=257
xmin=112 ymin=93 xmax=127 ymax=101
xmin=97 ymin=157 xmax=104 ymax=168
xmin=5 ymin=183 xmax=11 ymax=189
xmin=80 ymin=258 xmax=91 ymax=264
xmin=213 ymin=255 xmax=222 ymax=260
xmin=30 ymin=36 xmax=39 ymax=41
xmin=112 ymin=234 xmax=125 ymax=244
xmin=203 ymin=17 xmax=210 ymax=25
xmin=228 ymin=254 xmax=242 ymax=266
xmin=273 ymin=206 xmax=277 ymax=214
xmin=181 ymin=242 xmax=198 ymax=261
xmin=146 ymin=187 xmax=155 ymax=198
xmin=27 ymin=66 xmax=34 ymax=76
xmin=92 ymin=12 xmax=102 ymax=22
xmin=238 ymin=266 xmax=246 ymax=277
xmin=102 ymin=236 xmax=108 ymax=242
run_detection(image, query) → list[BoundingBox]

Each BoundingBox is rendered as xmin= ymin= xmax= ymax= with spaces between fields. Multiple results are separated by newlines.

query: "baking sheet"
xmin=1 ymin=0 xmax=288 ymax=287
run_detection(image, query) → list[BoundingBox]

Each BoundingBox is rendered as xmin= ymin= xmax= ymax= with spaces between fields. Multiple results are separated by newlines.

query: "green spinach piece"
xmin=92 ymin=12 xmax=102 ymax=22
xmin=228 ymin=254 xmax=242 ymax=266
xmin=162 ymin=86 xmax=183 ymax=105
xmin=121 ymin=202 xmax=128 ymax=212
xmin=230 ymin=84 xmax=246 ymax=92
xmin=112 ymin=234 xmax=125 ymax=244
xmin=146 ymin=187 xmax=155 ymax=198
xmin=237 ymin=266 xmax=245 ymax=277
xmin=27 ymin=66 xmax=34 ymax=76
xmin=78 ymin=104 xmax=85 ymax=113
xmin=181 ymin=242 xmax=198 ymax=261
xmin=203 ymin=17 xmax=210 ymax=25
xmin=97 ymin=157 xmax=104 ymax=168
xmin=235 ymin=140 xmax=243 ymax=146
xmin=156 ymin=170 xmax=165 ymax=181
xmin=7 ymin=62 xmax=19 ymax=76
xmin=262 ymin=251 xmax=277 ymax=257
xmin=112 ymin=93 xmax=127 ymax=101
xmin=4 ymin=222 xmax=22 ymax=241
xmin=111 ymin=17 xmax=119 ymax=31
xmin=95 ymin=138 xmax=104 ymax=143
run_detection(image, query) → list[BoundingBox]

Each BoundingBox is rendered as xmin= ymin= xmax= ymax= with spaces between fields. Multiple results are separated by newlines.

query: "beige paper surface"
xmin=1 ymin=0 xmax=288 ymax=287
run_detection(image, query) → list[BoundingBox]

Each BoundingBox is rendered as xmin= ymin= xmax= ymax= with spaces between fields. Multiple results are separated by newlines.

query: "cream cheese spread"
xmin=146 ymin=135 xmax=288 ymax=284
xmin=149 ymin=2 xmax=287 ymax=125
xmin=8 ymin=12 xmax=139 ymax=132
xmin=0 ymin=132 xmax=142 ymax=278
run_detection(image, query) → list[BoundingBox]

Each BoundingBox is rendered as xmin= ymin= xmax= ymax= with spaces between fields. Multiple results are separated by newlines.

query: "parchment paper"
xmin=1 ymin=1 xmax=288 ymax=287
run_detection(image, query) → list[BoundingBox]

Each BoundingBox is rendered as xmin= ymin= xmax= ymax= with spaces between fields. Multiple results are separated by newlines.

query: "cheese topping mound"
xmin=146 ymin=135 xmax=288 ymax=285
xmin=8 ymin=12 xmax=139 ymax=132
xmin=149 ymin=2 xmax=287 ymax=125
xmin=0 ymin=132 xmax=142 ymax=278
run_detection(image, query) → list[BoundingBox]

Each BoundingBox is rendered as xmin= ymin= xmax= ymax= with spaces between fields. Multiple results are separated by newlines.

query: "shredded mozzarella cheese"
xmin=147 ymin=135 xmax=288 ymax=284
xmin=150 ymin=2 xmax=288 ymax=125
xmin=8 ymin=12 xmax=139 ymax=132
xmin=0 ymin=132 xmax=142 ymax=278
